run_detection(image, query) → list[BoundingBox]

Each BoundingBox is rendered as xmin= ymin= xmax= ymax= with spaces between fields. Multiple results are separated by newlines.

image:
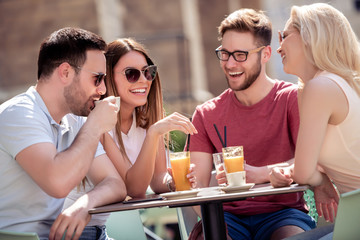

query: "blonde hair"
xmin=104 ymin=38 xmax=164 ymax=160
xmin=290 ymin=3 xmax=360 ymax=96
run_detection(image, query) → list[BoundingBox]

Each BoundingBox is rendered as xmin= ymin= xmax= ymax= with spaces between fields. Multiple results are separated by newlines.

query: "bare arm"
xmin=15 ymin=98 xmax=118 ymax=198
xmin=190 ymin=151 xmax=212 ymax=217
xmin=150 ymin=138 xmax=170 ymax=194
xmin=49 ymin=154 xmax=126 ymax=240
xmin=104 ymin=112 xmax=197 ymax=198
xmin=293 ymin=76 xmax=347 ymax=186
xmin=191 ymin=151 xmax=213 ymax=188
xmin=246 ymin=159 xmax=295 ymax=184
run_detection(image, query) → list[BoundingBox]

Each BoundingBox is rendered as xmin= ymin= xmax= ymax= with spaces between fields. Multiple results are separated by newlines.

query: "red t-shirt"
xmin=190 ymin=80 xmax=307 ymax=215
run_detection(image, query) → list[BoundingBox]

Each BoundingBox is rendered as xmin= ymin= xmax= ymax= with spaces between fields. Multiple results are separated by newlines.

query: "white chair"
xmin=0 ymin=230 xmax=40 ymax=240
xmin=332 ymin=188 xmax=360 ymax=239
xmin=106 ymin=210 xmax=147 ymax=240
xmin=177 ymin=170 xmax=217 ymax=240
xmin=284 ymin=188 xmax=360 ymax=240
xmin=177 ymin=206 xmax=199 ymax=239
xmin=106 ymin=210 xmax=163 ymax=240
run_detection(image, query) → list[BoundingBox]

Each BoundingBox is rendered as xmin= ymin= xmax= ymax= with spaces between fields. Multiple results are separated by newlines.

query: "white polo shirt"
xmin=0 ymin=87 xmax=104 ymax=239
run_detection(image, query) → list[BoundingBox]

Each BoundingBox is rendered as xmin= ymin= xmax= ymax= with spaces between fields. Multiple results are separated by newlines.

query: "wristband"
xmin=166 ymin=177 xmax=176 ymax=192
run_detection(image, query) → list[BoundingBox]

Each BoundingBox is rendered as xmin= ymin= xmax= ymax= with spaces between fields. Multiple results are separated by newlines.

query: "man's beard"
xmin=63 ymin=75 xmax=91 ymax=117
xmin=226 ymin=56 xmax=262 ymax=91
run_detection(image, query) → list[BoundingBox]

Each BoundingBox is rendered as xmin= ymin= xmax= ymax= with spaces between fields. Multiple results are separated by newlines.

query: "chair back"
xmin=303 ymin=189 xmax=318 ymax=222
xmin=106 ymin=210 xmax=147 ymax=240
xmin=177 ymin=170 xmax=217 ymax=239
xmin=332 ymin=188 xmax=360 ymax=240
xmin=0 ymin=230 xmax=40 ymax=240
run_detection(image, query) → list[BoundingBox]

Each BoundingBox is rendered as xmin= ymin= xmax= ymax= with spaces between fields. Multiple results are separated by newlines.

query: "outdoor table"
xmin=89 ymin=183 xmax=308 ymax=240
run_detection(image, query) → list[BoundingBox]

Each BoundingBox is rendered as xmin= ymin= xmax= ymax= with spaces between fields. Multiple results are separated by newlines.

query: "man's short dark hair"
xmin=37 ymin=27 xmax=106 ymax=80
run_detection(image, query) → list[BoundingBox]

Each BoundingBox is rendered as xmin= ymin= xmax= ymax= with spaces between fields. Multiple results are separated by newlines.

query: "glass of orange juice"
xmin=169 ymin=151 xmax=191 ymax=191
xmin=222 ymin=146 xmax=246 ymax=186
xmin=222 ymin=146 xmax=244 ymax=173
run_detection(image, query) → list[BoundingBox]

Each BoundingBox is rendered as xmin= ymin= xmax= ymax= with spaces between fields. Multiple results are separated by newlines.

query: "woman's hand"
xmin=167 ymin=163 xmax=197 ymax=190
xmin=313 ymin=174 xmax=339 ymax=223
xmin=149 ymin=112 xmax=197 ymax=137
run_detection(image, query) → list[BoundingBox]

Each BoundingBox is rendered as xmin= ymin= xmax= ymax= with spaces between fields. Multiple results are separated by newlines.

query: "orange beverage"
xmin=170 ymin=152 xmax=191 ymax=191
xmin=224 ymin=156 xmax=244 ymax=173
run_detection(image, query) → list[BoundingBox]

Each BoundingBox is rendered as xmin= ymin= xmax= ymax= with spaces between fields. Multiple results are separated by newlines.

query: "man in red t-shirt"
xmin=189 ymin=9 xmax=316 ymax=240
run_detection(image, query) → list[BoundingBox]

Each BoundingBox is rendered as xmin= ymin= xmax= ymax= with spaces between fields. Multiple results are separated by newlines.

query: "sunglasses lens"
xmin=125 ymin=69 xmax=140 ymax=83
xmin=144 ymin=66 xmax=157 ymax=81
xmin=95 ymin=74 xmax=105 ymax=87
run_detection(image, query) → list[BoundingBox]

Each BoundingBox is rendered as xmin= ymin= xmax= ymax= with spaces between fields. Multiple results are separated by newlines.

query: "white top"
xmin=317 ymin=72 xmax=360 ymax=193
xmin=116 ymin=111 xmax=147 ymax=164
xmin=0 ymin=87 xmax=104 ymax=239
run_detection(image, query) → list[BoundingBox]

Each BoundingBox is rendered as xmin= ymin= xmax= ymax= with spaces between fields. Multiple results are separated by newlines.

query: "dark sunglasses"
xmin=75 ymin=66 xmax=106 ymax=87
xmin=119 ymin=65 xmax=157 ymax=83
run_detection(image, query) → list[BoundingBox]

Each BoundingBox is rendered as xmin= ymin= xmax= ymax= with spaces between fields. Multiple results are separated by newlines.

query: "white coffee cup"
xmin=226 ymin=171 xmax=246 ymax=187
xmin=114 ymin=96 xmax=120 ymax=112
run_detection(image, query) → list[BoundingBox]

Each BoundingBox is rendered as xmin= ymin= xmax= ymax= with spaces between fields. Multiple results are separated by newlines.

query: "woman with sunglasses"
xmin=60 ymin=38 xmax=197 ymax=240
xmin=102 ymin=38 xmax=197 ymax=199
xmin=270 ymin=2 xmax=360 ymax=230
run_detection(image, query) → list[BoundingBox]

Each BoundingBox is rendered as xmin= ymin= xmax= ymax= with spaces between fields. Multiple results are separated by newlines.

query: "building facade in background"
xmin=1 ymin=0 xmax=359 ymax=116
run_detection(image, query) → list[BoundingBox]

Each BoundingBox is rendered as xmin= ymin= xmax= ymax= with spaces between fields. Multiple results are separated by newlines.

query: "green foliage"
xmin=169 ymin=130 xmax=187 ymax=152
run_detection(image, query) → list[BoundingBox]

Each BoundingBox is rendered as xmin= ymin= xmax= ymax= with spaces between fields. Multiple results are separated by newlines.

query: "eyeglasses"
xmin=118 ymin=65 xmax=157 ymax=83
xmin=215 ymin=46 xmax=265 ymax=62
xmin=75 ymin=66 xmax=106 ymax=87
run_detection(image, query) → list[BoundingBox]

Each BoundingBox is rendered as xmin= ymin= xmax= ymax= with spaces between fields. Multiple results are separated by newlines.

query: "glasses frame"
xmin=74 ymin=66 xmax=106 ymax=87
xmin=117 ymin=65 xmax=157 ymax=83
xmin=215 ymin=46 xmax=265 ymax=62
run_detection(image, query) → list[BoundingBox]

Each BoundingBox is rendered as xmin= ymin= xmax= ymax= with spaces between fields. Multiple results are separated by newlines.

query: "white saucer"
xmin=220 ymin=183 xmax=255 ymax=193
xmin=160 ymin=189 xmax=200 ymax=200
xmin=197 ymin=186 xmax=224 ymax=197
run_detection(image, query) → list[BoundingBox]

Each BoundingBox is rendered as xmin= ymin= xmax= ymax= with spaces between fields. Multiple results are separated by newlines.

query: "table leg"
xmin=200 ymin=202 xmax=227 ymax=240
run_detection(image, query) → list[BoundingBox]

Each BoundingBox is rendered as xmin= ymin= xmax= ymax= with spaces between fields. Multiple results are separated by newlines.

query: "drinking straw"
xmin=213 ymin=124 xmax=225 ymax=147
xmin=166 ymin=132 xmax=170 ymax=168
xmin=186 ymin=118 xmax=192 ymax=151
xmin=224 ymin=126 xmax=227 ymax=147
xmin=186 ymin=134 xmax=190 ymax=151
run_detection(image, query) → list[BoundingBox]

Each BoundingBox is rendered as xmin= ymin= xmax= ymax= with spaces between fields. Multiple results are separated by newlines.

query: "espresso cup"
xmin=226 ymin=171 xmax=246 ymax=187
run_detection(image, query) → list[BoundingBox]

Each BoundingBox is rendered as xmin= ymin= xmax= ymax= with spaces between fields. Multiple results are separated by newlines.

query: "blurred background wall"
xmin=1 ymin=0 xmax=360 ymax=118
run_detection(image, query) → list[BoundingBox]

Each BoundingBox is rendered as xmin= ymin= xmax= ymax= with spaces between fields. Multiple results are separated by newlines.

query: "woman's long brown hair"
xmin=104 ymin=38 xmax=165 ymax=161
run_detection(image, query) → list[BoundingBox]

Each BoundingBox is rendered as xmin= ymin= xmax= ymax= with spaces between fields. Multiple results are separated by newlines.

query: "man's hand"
xmin=270 ymin=166 xmax=293 ymax=187
xmin=49 ymin=198 xmax=91 ymax=240
xmin=89 ymin=96 xmax=119 ymax=134
xmin=187 ymin=163 xmax=197 ymax=189
xmin=313 ymin=174 xmax=339 ymax=223
xmin=215 ymin=165 xmax=227 ymax=186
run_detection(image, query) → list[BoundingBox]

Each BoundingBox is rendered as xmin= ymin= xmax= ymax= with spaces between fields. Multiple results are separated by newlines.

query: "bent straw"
xmin=213 ymin=124 xmax=225 ymax=148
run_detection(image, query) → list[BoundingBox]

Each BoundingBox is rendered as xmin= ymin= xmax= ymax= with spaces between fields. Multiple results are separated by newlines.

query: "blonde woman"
xmin=272 ymin=2 xmax=360 ymax=227
xmin=103 ymin=38 xmax=197 ymax=197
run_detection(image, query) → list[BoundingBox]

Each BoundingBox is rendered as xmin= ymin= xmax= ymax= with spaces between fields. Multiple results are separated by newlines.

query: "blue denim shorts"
xmin=78 ymin=225 xmax=112 ymax=240
xmin=224 ymin=208 xmax=316 ymax=240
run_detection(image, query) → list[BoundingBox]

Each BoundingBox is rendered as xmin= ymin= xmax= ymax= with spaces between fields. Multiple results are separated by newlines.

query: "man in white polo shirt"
xmin=0 ymin=27 xmax=126 ymax=239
